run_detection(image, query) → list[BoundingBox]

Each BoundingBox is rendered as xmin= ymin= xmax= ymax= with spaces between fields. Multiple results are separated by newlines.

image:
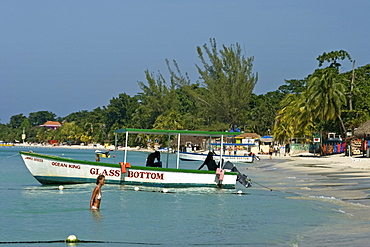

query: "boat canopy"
xmin=114 ymin=128 xmax=231 ymax=169
xmin=114 ymin=128 xmax=231 ymax=137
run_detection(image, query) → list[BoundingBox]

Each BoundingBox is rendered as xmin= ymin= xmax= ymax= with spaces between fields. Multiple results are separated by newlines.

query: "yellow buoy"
xmin=66 ymin=234 xmax=78 ymax=243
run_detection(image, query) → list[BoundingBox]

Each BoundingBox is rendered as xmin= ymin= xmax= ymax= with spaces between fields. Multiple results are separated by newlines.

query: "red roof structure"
xmin=40 ymin=121 xmax=62 ymax=130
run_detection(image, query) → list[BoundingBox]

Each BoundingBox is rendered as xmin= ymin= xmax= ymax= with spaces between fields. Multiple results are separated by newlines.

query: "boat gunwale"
xmin=19 ymin=151 xmax=238 ymax=175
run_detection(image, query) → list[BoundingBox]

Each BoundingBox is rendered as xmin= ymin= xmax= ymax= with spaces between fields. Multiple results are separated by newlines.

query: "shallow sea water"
xmin=1 ymin=146 xmax=370 ymax=246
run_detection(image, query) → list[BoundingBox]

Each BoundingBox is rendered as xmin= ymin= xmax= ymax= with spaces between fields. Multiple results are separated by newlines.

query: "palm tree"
xmin=306 ymin=67 xmax=347 ymax=136
xmin=274 ymin=92 xmax=313 ymax=142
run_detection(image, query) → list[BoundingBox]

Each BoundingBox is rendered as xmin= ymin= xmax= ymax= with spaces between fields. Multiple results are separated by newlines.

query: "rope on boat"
xmin=0 ymin=153 xmax=19 ymax=160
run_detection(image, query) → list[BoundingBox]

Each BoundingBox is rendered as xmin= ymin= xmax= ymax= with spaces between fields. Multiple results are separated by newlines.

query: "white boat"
xmin=20 ymin=128 xmax=251 ymax=189
xmin=177 ymin=151 xmax=254 ymax=163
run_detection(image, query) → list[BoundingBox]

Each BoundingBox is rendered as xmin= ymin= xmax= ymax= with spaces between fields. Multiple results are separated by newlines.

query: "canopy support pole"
xmin=220 ymin=135 xmax=224 ymax=168
xmin=166 ymin=134 xmax=171 ymax=168
xmin=176 ymin=133 xmax=181 ymax=169
xmin=124 ymin=131 xmax=128 ymax=164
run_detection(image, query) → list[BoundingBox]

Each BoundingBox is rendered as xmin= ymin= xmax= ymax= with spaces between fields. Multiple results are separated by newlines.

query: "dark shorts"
xmin=147 ymin=161 xmax=162 ymax=167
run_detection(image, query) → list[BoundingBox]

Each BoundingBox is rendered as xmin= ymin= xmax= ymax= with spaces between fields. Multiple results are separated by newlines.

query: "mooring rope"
xmin=0 ymin=153 xmax=19 ymax=161
xmin=0 ymin=240 xmax=163 ymax=245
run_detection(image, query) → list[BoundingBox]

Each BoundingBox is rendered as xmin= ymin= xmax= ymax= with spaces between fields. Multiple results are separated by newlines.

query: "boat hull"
xmin=177 ymin=151 xmax=254 ymax=163
xmin=20 ymin=152 xmax=238 ymax=189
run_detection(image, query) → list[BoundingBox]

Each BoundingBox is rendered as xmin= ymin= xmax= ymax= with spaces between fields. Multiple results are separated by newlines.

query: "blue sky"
xmin=1 ymin=1 xmax=369 ymax=124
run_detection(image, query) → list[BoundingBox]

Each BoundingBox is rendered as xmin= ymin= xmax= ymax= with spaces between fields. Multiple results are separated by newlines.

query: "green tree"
xmin=54 ymin=122 xmax=84 ymax=143
xmin=278 ymin=79 xmax=306 ymax=96
xmin=274 ymin=91 xmax=314 ymax=142
xmin=63 ymin=110 xmax=91 ymax=123
xmin=8 ymin=114 xmax=27 ymax=129
xmin=195 ymin=38 xmax=258 ymax=129
xmin=341 ymin=64 xmax=370 ymax=130
xmin=0 ymin=124 xmax=12 ymax=142
xmin=135 ymin=70 xmax=170 ymax=128
xmin=306 ymin=67 xmax=347 ymax=136
xmin=247 ymin=92 xmax=282 ymax=135
xmin=317 ymin=50 xmax=352 ymax=68
xmin=28 ymin=111 xmax=56 ymax=126
xmin=105 ymin=93 xmax=139 ymax=130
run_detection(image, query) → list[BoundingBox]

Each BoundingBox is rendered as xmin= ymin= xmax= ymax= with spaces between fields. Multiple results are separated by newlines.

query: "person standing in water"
xmin=90 ymin=174 xmax=105 ymax=210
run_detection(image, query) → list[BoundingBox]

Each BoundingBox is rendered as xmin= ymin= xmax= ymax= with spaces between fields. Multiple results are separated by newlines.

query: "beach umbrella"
xmin=260 ymin=135 xmax=274 ymax=143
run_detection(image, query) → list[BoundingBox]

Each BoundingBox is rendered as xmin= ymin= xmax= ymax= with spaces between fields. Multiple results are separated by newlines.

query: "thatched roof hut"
xmin=354 ymin=120 xmax=370 ymax=138
xmin=235 ymin=133 xmax=261 ymax=139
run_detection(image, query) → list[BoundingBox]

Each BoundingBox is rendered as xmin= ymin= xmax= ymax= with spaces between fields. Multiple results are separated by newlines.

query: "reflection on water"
xmin=3 ymin=146 xmax=370 ymax=246
xmin=91 ymin=209 xmax=102 ymax=222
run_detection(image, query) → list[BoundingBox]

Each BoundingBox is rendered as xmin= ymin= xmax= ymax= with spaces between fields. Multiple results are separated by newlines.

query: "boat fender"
xmin=120 ymin=162 xmax=130 ymax=173
xmin=216 ymin=168 xmax=225 ymax=181
xmin=216 ymin=168 xmax=222 ymax=175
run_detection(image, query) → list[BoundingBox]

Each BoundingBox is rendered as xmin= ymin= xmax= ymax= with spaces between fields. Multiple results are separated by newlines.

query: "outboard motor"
xmin=222 ymin=161 xmax=251 ymax=188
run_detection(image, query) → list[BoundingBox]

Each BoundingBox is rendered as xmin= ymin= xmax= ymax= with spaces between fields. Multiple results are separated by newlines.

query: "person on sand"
xmin=90 ymin=175 xmax=105 ymax=210
xmin=269 ymin=146 xmax=273 ymax=160
xmin=228 ymin=146 xmax=232 ymax=155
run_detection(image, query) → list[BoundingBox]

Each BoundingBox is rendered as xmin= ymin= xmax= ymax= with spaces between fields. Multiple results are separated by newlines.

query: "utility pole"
xmin=348 ymin=60 xmax=355 ymax=156
xmin=22 ymin=128 xmax=26 ymax=144
xmin=349 ymin=60 xmax=355 ymax=112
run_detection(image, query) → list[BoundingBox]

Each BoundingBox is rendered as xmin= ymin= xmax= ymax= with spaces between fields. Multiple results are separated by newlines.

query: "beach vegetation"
xmin=273 ymin=50 xmax=370 ymax=142
xmin=0 ymin=45 xmax=369 ymax=147
xmin=195 ymin=38 xmax=258 ymax=130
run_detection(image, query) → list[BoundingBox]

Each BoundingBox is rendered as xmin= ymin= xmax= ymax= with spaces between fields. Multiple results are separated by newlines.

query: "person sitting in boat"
xmin=95 ymin=154 xmax=100 ymax=162
xmin=198 ymin=152 xmax=218 ymax=171
xmin=146 ymin=151 xmax=162 ymax=167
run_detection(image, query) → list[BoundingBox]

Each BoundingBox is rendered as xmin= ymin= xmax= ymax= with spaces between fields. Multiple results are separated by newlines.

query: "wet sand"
xmin=248 ymin=153 xmax=370 ymax=209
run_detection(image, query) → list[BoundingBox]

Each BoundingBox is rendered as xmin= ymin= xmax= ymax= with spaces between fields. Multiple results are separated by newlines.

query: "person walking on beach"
xmin=228 ymin=146 xmax=232 ymax=155
xmin=90 ymin=174 xmax=105 ymax=210
xmin=274 ymin=144 xmax=278 ymax=156
xmin=269 ymin=146 xmax=273 ymax=160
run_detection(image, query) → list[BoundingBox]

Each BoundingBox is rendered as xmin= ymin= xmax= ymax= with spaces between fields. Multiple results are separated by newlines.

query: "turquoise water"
xmin=1 ymin=146 xmax=370 ymax=246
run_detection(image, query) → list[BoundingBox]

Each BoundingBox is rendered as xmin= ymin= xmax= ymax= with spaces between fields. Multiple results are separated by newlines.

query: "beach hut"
xmin=39 ymin=121 xmax=62 ymax=130
xmin=354 ymin=120 xmax=370 ymax=138
xmin=353 ymin=120 xmax=370 ymax=157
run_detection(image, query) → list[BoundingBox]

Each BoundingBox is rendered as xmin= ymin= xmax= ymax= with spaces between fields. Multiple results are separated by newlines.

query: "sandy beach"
xmin=268 ymin=153 xmax=370 ymax=172
xmin=14 ymin=143 xmax=370 ymax=202
xmin=247 ymin=153 xmax=370 ymax=212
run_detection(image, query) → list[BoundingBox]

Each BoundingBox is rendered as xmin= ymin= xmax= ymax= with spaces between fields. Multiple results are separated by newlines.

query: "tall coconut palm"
xmin=274 ymin=92 xmax=314 ymax=142
xmin=306 ymin=67 xmax=347 ymax=136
